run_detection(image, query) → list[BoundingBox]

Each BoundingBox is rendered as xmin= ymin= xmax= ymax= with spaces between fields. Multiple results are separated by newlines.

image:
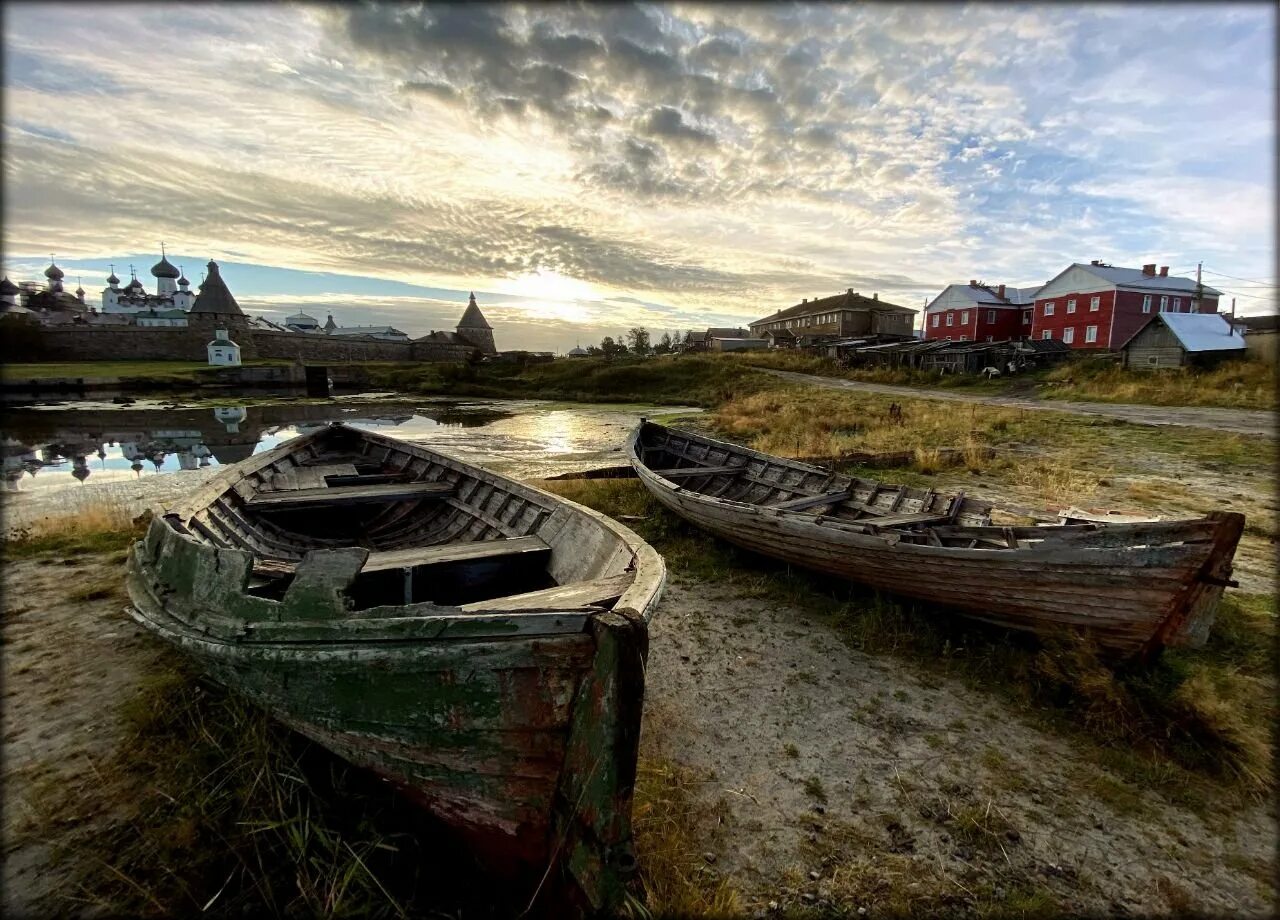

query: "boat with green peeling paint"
xmin=125 ymin=422 xmax=665 ymax=915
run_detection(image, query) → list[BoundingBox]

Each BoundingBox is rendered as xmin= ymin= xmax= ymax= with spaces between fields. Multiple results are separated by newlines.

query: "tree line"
xmin=580 ymin=328 xmax=692 ymax=357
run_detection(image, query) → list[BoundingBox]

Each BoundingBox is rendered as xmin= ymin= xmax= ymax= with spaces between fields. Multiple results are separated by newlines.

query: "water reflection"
xmin=1 ymin=399 xmax=698 ymax=491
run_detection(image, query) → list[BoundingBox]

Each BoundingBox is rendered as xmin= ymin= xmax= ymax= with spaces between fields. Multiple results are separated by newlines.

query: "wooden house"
xmin=1120 ymin=313 xmax=1245 ymax=370
xmin=750 ymin=289 xmax=916 ymax=348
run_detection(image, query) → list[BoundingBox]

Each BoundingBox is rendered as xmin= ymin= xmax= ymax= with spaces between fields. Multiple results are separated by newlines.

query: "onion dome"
xmin=127 ymin=278 xmax=144 ymax=291
xmin=106 ymin=271 xmax=120 ymax=285
xmin=44 ymin=261 xmax=64 ymax=280
xmin=72 ymin=466 xmax=90 ymax=482
xmin=150 ymin=254 xmax=180 ymax=279
xmin=0 ymin=277 xmax=19 ymax=295
xmin=568 ymin=345 xmax=587 ymax=356
xmin=178 ymin=268 xmax=190 ymax=287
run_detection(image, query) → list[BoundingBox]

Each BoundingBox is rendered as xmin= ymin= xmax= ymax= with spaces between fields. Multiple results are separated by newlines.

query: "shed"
xmin=207 ymin=328 xmax=242 ymax=366
xmin=709 ymin=337 xmax=768 ymax=352
xmin=1233 ymin=314 xmax=1279 ymax=365
xmin=1120 ymin=313 xmax=1245 ymax=371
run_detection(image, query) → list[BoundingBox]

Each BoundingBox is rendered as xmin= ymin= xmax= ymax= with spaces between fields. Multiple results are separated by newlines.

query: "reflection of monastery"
xmin=0 ymin=254 xmax=500 ymax=364
xmin=2 ymin=404 xmax=422 ymax=491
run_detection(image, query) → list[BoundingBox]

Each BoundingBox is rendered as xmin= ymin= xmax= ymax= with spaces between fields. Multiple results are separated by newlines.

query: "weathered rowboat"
xmin=126 ymin=422 xmax=665 ymax=915
xmin=628 ymin=420 xmax=1242 ymax=660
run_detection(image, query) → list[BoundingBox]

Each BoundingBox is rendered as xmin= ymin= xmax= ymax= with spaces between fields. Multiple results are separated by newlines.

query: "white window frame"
xmin=1190 ymin=303 xmax=1199 ymax=314
xmin=986 ymin=335 xmax=993 ymax=342
xmin=1085 ymin=325 xmax=1098 ymax=343
xmin=931 ymin=314 xmax=939 ymax=328
xmin=1159 ymin=296 xmax=1168 ymax=312
xmin=1142 ymin=295 xmax=1152 ymax=313
xmin=1044 ymin=302 xmax=1055 ymax=316
xmin=1063 ymin=327 xmax=1074 ymax=344
xmin=959 ymin=335 xmax=968 ymax=342
xmin=1090 ymin=296 xmax=1100 ymax=312
xmin=944 ymin=335 xmax=952 ymax=341
xmin=960 ymin=310 xmax=969 ymax=324
xmin=1172 ymin=297 xmax=1181 ymax=311
xmin=987 ymin=309 xmax=996 ymax=323
xmin=1066 ymin=299 xmax=1076 ymax=313
xmin=946 ymin=313 xmax=954 ymax=326
xmin=1022 ymin=312 xmax=1030 ymax=325
xmin=1041 ymin=330 xmax=1052 ymax=340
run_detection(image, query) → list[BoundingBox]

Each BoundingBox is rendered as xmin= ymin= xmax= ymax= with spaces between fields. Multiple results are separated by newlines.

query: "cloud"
xmin=1 ymin=1 xmax=1275 ymax=349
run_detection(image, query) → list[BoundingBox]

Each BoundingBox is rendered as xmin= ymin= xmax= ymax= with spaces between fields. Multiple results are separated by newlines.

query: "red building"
xmin=1030 ymin=261 xmax=1221 ymax=350
xmin=923 ymin=281 xmax=1039 ymax=342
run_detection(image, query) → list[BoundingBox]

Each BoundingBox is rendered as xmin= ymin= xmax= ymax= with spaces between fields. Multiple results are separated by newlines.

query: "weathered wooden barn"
xmin=1120 ymin=313 xmax=1246 ymax=370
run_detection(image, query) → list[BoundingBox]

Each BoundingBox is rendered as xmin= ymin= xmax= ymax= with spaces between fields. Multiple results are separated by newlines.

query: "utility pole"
xmin=1193 ymin=261 xmax=1202 ymax=313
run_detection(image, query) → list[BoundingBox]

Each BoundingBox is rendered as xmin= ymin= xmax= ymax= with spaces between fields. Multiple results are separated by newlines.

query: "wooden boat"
xmin=628 ymin=420 xmax=1242 ymax=660
xmin=126 ymin=423 xmax=665 ymax=915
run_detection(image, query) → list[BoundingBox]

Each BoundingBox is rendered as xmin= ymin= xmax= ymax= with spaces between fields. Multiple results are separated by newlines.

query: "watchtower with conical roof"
xmin=456 ymin=292 xmax=496 ymax=355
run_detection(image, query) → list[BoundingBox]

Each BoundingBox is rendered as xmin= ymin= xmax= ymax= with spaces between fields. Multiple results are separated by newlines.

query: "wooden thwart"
xmin=247 ymin=480 xmax=455 ymax=510
xmin=652 ymin=465 xmax=743 ymax=479
xmin=769 ymin=489 xmax=852 ymax=512
xmin=461 ymin=574 xmax=632 ymax=612
xmin=859 ymin=511 xmax=953 ymax=529
xmin=253 ymin=535 xmax=550 ymax=578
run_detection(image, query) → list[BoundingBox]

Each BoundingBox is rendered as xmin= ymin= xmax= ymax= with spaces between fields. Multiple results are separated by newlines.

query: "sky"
xmin=2 ymin=2 xmax=1275 ymax=352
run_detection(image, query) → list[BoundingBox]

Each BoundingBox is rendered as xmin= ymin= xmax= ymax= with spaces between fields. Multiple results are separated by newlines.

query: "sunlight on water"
xmin=2 ymin=398 xmax=700 ymax=493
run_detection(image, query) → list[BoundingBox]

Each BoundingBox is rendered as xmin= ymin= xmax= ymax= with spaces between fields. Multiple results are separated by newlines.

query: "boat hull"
xmin=629 ymin=422 xmax=1241 ymax=659
xmin=125 ymin=424 xmax=665 ymax=915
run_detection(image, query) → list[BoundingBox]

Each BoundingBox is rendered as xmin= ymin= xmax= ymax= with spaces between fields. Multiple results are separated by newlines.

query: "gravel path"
xmin=763 ymin=370 xmax=1277 ymax=438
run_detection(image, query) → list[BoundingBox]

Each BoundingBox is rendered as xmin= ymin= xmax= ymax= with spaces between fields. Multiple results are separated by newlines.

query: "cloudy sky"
xmin=3 ymin=2 xmax=1274 ymax=351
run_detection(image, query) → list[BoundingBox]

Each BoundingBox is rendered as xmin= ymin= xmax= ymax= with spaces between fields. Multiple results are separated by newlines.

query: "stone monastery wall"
xmin=9 ymin=320 xmax=478 ymax=365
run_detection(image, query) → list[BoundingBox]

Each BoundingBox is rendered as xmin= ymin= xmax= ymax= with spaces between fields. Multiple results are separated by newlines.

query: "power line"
xmin=1202 ymin=268 xmax=1279 ymax=286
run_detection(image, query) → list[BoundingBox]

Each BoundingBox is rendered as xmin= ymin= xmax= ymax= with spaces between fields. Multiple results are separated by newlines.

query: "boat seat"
xmin=270 ymin=463 xmax=359 ymax=491
xmin=651 ymin=465 xmax=744 ymax=479
xmin=859 ymin=511 xmax=954 ymax=529
xmin=769 ymin=489 xmax=852 ymax=512
xmin=252 ymin=535 xmax=550 ymax=578
xmin=246 ymin=480 xmax=455 ymax=511
xmin=459 ymin=573 xmax=632 ymax=612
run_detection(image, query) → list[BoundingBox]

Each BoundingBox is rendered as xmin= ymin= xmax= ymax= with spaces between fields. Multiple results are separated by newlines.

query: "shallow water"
xmin=2 ymin=395 xmax=701 ymax=494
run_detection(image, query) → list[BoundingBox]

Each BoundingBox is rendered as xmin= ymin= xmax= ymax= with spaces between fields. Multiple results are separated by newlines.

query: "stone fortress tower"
xmin=455 ymin=292 xmax=497 ymax=355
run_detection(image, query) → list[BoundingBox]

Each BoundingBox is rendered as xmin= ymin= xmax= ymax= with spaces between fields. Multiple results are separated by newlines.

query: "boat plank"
xmin=652 ymin=464 xmax=743 ymax=479
xmin=462 ymin=574 xmax=632 ymax=612
xmin=769 ymin=489 xmax=853 ymax=512
xmin=247 ymin=480 xmax=456 ymax=510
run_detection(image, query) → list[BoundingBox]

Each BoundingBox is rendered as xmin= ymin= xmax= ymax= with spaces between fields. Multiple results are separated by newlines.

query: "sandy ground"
xmin=641 ymin=576 xmax=1276 ymax=916
xmin=763 ymin=369 xmax=1278 ymax=438
xmin=1 ymin=554 xmax=169 ymax=917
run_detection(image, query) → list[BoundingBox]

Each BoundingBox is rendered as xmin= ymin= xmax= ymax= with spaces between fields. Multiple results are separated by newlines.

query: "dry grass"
xmin=4 ymin=502 xmax=146 ymax=559
xmin=629 ymin=760 xmax=741 ymax=918
xmin=713 ymin=385 xmax=1019 ymax=458
xmin=1042 ymin=356 xmax=1276 ymax=410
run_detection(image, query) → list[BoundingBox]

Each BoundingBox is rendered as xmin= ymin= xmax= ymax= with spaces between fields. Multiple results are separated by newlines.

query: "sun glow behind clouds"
xmin=495 ymin=270 xmax=600 ymax=323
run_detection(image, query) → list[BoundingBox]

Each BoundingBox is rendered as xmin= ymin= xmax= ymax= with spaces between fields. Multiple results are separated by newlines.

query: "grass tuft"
xmin=629 ymin=760 xmax=741 ymax=917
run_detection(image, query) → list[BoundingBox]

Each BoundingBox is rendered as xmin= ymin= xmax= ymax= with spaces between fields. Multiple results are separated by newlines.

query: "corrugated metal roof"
xmin=1123 ymin=312 xmax=1246 ymax=352
xmin=1074 ymin=263 xmax=1221 ymax=296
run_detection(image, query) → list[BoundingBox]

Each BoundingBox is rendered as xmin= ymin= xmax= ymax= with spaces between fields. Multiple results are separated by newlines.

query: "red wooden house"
xmin=1029 ymin=261 xmax=1221 ymax=350
xmin=923 ymin=281 xmax=1039 ymax=342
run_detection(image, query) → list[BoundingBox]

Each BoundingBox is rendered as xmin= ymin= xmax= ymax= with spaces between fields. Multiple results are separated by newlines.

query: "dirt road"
xmin=762 ymin=369 xmax=1277 ymax=438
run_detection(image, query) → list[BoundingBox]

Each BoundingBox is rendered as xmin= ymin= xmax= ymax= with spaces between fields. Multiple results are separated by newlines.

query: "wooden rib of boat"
xmin=628 ymin=420 xmax=1242 ymax=661
xmin=126 ymin=422 xmax=665 ymax=916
